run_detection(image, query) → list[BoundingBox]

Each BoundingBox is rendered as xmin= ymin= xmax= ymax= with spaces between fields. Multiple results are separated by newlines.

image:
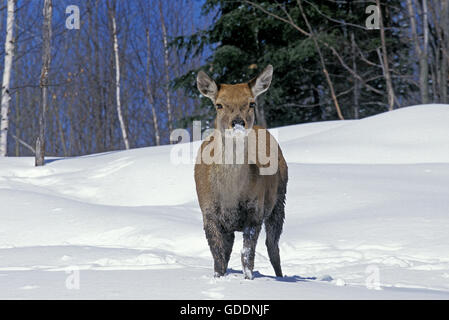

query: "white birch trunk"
xmin=109 ymin=4 xmax=130 ymax=150
xmin=146 ymin=28 xmax=161 ymax=146
xmin=0 ymin=0 xmax=15 ymax=157
xmin=35 ymin=0 xmax=52 ymax=166
xmin=159 ymin=1 xmax=173 ymax=138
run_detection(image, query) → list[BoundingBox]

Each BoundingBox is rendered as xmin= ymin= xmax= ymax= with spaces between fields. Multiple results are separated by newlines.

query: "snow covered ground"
xmin=1 ymin=104 xmax=449 ymax=299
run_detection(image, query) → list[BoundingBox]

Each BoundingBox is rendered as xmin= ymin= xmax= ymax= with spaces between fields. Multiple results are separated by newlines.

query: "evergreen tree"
xmin=173 ymin=0 xmax=410 ymax=128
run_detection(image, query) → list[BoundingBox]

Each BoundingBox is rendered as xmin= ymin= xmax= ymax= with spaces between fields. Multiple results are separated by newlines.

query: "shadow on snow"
xmin=226 ymin=268 xmax=317 ymax=283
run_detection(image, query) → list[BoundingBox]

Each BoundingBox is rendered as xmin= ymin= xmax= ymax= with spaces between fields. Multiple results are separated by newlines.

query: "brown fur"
xmin=195 ymin=66 xmax=288 ymax=279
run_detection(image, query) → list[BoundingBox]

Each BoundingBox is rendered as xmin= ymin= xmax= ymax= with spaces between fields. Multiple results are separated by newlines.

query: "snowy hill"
xmin=1 ymin=104 xmax=449 ymax=299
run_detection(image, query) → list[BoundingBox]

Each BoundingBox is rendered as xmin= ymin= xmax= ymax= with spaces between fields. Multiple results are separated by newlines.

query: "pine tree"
xmin=173 ymin=0 xmax=409 ymax=128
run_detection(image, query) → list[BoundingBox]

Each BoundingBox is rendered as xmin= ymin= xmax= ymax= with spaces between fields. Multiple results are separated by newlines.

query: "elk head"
xmin=197 ymin=65 xmax=273 ymax=133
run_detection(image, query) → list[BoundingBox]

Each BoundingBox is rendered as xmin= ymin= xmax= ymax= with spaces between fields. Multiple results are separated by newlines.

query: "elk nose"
xmin=231 ymin=117 xmax=245 ymax=128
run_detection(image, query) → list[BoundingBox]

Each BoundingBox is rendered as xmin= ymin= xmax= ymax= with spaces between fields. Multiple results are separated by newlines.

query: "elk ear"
xmin=249 ymin=64 xmax=273 ymax=97
xmin=197 ymin=70 xmax=218 ymax=101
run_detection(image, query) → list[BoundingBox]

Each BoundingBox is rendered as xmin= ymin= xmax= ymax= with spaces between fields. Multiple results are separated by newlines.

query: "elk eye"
xmin=249 ymin=102 xmax=256 ymax=108
xmin=216 ymin=104 xmax=223 ymax=109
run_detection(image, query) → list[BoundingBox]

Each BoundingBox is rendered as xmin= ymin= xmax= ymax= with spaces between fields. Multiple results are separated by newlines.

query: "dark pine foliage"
xmin=173 ymin=0 xmax=410 ymax=129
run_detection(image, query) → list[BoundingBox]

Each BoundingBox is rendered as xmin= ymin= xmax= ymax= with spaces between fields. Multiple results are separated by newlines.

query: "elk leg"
xmin=204 ymin=218 xmax=233 ymax=277
xmin=223 ymin=231 xmax=235 ymax=270
xmin=241 ymin=224 xmax=261 ymax=280
xmin=264 ymin=197 xmax=285 ymax=277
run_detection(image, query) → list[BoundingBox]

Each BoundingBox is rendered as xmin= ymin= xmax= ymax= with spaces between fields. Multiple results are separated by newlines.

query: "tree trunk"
xmin=35 ymin=0 xmax=52 ymax=166
xmin=297 ymin=0 xmax=344 ymax=120
xmin=159 ymin=0 xmax=174 ymax=139
xmin=108 ymin=0 xmax=130 ymax=150
xmin=145 ymin=28 xmax=160 ymax=146
xmin=421 ymin=0 xmax=429 ymax=104
xmin=255 ymin=102 xmax=267 ymax=128
xmin=14 ymin=63 xmax=20 ymax=156
xmin=407 ymin=0 xmax=429 ymax=104
xmin=351 ymin=32 xmax=359 ymax=119
xmin=441 ymin=0 xmax=449 ymax=103
xmin=376 ymin=0 xmax=395 ymax=110
xmin=0 ymin=0 xmax=15 ymax=157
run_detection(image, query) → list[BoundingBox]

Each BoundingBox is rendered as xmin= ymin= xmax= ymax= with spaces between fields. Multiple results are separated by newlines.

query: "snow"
xmin=282 ymin=104 xmax=449 ymax=164
xmin=1 ymin=104 xmax=449 ymax=299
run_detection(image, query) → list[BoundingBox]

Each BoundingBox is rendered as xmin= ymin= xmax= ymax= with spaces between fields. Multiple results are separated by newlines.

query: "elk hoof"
xmin=243 ymin=267 xmax=253 ymax=280
xmin=214 ymin=271 xmax=225 ymax=278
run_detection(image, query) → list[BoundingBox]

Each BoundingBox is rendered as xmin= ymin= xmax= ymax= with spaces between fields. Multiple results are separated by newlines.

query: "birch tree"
xmin=35 ymin=0 xmax=52 ymax=166
xmin=0 ymin=0 xmax=16 ymax=157
xmin=108 ymin=0 xmax=130 ymax=150
xmin=146 ymin=28 xmax=161 ymax=146
xmin=159 ymin=0 xmax=174 ymax=137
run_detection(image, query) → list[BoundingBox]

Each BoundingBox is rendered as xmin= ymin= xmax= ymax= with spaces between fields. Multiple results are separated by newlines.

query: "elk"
xmin=194 ymin=65 xmax=288 ymax=279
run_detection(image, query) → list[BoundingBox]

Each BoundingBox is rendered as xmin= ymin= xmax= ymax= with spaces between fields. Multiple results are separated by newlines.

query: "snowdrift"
xmin=282 ymin=104 xmax=449 ymax=164
xmin=0 ymin=104 xmax=448 ymax=299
